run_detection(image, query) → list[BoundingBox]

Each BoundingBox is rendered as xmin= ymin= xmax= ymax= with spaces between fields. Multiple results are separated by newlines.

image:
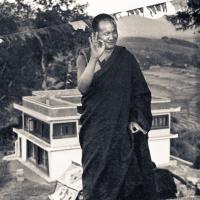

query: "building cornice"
xmin=13 ymin=103 xmax=80 ymax=122
xmin=13 ymin=128 xmax=80 ymax=151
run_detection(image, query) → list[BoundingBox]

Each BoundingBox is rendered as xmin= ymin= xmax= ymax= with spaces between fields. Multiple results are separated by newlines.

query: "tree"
xmin=0 ymin=0 xmax=91 ymax=89
xmin=0 ymin=0 xmax=91 ymax=130
xmin=166 ymin=0 xmax=200 ymax=30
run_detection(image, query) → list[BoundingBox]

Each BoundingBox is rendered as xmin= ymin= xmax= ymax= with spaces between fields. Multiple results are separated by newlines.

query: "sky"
xmin=1 ymin=0 xmax=171 ymax=16
xmin=77 ymin=0 xmax=170 ymax=16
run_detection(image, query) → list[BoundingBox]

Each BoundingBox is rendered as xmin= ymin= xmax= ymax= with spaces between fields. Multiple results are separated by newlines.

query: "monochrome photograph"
xmin=0 ymin=0 xmax=200 ymax=199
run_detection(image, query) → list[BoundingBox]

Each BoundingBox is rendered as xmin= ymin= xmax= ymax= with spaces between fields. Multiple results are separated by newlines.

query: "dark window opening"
xmin=27 ymin=140 xmax=49 ymax=174
xmin=53 ymin=122 xmax=76 ymax=139
xmin=24 ymin=114 xmax=50 ymax=143
xmin=151 ymin=114 xmax=169 ymax=130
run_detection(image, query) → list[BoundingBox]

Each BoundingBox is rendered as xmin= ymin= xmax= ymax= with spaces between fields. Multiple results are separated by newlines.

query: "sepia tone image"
xmin=0 ymin=0 xmax=200 ymax=199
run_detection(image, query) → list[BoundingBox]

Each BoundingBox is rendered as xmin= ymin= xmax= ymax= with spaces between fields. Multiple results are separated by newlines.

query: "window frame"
xmin=151 ymin=114 xmax=169 ymax=130
xmin=24 ymin=114 xmax=50 ymax=143
xmin=53 ymin=121 xmax=77 ymax=139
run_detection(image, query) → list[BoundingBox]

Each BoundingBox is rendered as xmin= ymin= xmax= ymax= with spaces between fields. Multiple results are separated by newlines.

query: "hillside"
xmin=116 ymin=15 xmax=196 ymax=41
xmin=118 ymin=37 xmax=199 ymax=69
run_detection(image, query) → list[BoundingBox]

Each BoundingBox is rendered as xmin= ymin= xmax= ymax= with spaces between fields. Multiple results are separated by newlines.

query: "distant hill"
xmin=118 ymin=36 xmax=199 ymax=69
xmin=116 ymin=15 xmax=195 ymax=42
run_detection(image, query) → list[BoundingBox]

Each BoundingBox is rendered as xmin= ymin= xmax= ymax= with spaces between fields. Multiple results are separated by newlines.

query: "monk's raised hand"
xmin=89 ymin=32 xmax=105 ymax=60
xmin=129 ymin=121 xmax=147 ymax=135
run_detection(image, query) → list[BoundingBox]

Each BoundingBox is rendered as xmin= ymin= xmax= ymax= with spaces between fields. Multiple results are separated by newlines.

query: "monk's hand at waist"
xmin=89 ymin=32 xmax=105 ymax=60
xmin=129 ymin=121 xmax=147 ymax=135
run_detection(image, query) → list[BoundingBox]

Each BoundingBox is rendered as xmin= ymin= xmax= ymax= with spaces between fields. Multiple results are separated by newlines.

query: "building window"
xmin=37 ymin=146 xmax=48 ymax=170
xmin=27 ymin=141 xmax=33 ymax=157
xmin=53 ymin=122 xmax=76 ymax=139
xmin=27 ymin=140 xmax=36 ymax=162
xmin=27 ymin=140 xmax=49 ymax=174
xmin=151 ymin=114 xmax=169 ymax=130
xmin=24 ymin=114 xmax=50 ymax=143
xmin=19 ymin=137 xmax=22 ymax=158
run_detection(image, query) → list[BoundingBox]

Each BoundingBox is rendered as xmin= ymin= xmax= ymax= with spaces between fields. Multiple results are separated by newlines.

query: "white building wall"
xmin=15 ymin=132 xmax=175 ymax=181
xmin=14 ymin=111 xmax=177 ymax=181
xmin=51 ymin=138 xmax=80 ymax=148
xmin=148 ymin=112 xmax=172 ymax=165
xmin=49 ymin=148 xmax=82 ymax=180
xmin=149 ymin=128 xmax=170 ymax=137
xmin=15 ymin=139 xmax=19 ymax=157
xmin=21 ymin=136 xmax=27 ymax=161
xmin=149 ymin=138 xmax=170 ymax=165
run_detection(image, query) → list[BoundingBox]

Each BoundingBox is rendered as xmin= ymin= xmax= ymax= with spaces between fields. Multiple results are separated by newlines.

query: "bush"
xmin=0 ymin=160 xmax=9 ymax=186
xmin=171 ymin=116 xmax=179 ymax=124
xmin=193 ymin=143 xmax=200 ymax=169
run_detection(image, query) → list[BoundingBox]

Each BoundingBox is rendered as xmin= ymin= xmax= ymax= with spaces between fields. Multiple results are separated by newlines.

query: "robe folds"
xmin=77 ymin=45 xmax=157 ymax=200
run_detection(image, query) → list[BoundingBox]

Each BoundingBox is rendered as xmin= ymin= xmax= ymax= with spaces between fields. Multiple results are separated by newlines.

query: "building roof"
xmin=13 ymin=89 xmax=180 ymax=120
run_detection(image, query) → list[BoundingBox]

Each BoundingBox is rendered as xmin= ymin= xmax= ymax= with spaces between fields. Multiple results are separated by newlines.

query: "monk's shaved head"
xmin=92 ymin=13 xmax=117 ymax=32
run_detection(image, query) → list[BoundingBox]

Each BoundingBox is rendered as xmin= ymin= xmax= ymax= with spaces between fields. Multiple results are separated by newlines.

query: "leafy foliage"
xmin=0 ymin=0 xmax=92 ymax=131
xmin=166 ymin=0 xmax=200 ymax=30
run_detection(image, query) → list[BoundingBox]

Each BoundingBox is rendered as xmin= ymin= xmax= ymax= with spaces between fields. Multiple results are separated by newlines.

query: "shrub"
xmin=171 ymin=116 xmax=179 ymax=124
xmin=0 ymin=160 xmax=9 ymax=186
xmin=193 ymin=143 xmax=200 ymax=169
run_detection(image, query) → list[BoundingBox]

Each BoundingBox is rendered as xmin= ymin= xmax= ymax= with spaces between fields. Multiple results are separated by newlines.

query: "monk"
xmin=77 ymin=13 xmax=157 ymax=200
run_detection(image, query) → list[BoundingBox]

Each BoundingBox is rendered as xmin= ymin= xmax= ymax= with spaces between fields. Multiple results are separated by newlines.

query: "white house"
xmin=13 ymin=89 xmax=180 ymax=182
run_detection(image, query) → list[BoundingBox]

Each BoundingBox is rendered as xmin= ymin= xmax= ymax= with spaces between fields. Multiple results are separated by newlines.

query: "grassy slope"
xmin=118 ymin=37 xmax=199 ymax=69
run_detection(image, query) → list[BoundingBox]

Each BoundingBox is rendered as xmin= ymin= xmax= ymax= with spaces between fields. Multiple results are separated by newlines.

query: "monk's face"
xmin=97 ymin=20 xmax=118 ymax=50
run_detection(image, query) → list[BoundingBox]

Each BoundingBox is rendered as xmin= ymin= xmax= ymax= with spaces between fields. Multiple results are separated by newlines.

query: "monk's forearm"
xmin=78 ymin=57 xmax=98 ymax=94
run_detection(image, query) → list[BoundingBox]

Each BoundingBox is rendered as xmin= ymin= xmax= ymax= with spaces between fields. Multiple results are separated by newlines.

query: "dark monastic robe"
xmin=77 ymin=45 xmax=157 ymax=200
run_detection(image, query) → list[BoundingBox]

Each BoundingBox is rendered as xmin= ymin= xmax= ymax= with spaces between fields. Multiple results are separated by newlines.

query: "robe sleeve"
xmin=129 ymin=54 xmax=153 ymax=133
xmin=76 ymin=49 xmax=88 ymax=83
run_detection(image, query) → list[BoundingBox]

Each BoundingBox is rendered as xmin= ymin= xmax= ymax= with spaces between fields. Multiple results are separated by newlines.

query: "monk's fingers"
xmin=94 ymin=32 xmax=98 ymax=42
xmin=140 ymin=128 xmax=148 ymax=135
xmin=133 ymin=122 xmax=148 ymax=135
xmin=129 ymin=123 xmax=139 ymax=134
xmin=132 ymin=123 xmax=140 ymax=133
xmin=91 ymin=32 xmax=95 ymax=44
xmin=133 ymin=122 xmax=143 ymax=130
xmin=89 ymin=36 xmax=96 ymax=49
xmin=132 ymin=127 xmax=140 ymax=134
xmin=133 ymin=123 xmax=147 ymax=134
xmin=89 ymin=37 xmax=93 ymax=48
xmin=139 ymin=127 xmax=148 ymax=135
